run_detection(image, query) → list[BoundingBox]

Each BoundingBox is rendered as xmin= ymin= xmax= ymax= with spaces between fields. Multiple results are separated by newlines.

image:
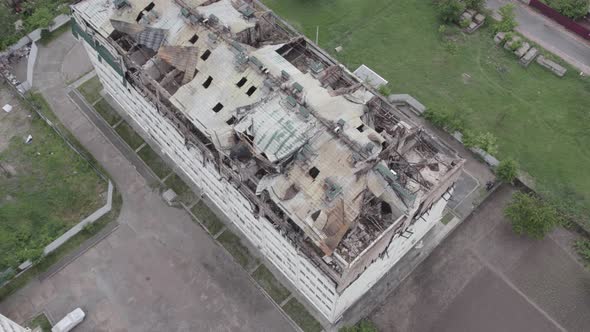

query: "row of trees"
xmin=546 ymin=0 xmax=589 ymax=20
xmin=0 ymin=0 xmax=69 ymax=51
xmin=435 ymin=0 xmax=485 ymax=23
xmin=422 ymin=105 xmax=562 ymax=241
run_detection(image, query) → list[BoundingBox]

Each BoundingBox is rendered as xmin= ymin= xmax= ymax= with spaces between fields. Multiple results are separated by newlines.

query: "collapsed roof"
xmin=73 ymin=0 xmax=464 ymax=282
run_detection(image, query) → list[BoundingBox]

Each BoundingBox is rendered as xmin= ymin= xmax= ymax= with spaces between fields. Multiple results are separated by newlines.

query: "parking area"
xmin=371 ymin=184 xmax=590 ymax=332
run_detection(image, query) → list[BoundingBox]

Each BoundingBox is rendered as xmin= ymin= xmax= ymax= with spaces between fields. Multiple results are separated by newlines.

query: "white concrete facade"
xmin=77 ymin=23 xmax=453 ymax=324
xmin=0 ymin=313 xmax=29 ymax=332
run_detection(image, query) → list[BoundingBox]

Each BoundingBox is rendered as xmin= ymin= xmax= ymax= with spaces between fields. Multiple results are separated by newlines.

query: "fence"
xmin=528 ymin=0 xmax=590 ymax=41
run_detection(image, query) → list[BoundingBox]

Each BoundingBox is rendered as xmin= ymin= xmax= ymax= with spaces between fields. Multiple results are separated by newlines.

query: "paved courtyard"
xmin=371 ymin=184 xmax=590 ymax=332
xmin=0 ymin=32 xmax=294 ymax=332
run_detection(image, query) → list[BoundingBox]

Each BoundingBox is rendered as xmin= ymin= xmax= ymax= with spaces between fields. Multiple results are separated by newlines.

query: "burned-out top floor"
xmin=73 ymin=0 xmax=464 ymax=276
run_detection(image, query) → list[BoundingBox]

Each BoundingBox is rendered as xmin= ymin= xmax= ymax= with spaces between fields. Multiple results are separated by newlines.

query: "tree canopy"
xmin=505 ymin=192 xmax=561 ymax=239
xmin=546 ymin=0 xmax=589 ymax=20
xmin=496 ymin=158 xmax=519 ymax=184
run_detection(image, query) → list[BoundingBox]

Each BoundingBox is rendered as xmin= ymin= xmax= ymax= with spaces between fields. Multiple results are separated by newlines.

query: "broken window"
xmin=201 ymin=49 xmax=211 ymax=60
xmin=356 ymin=124 xmax=365 ymax=132
xmin=135 ymin=12 xmax=144 ymax=22
xmin=212 ymin=103 xmax=224 ymax=113
xmin=203 ymin=76 xmax=213 ymax=88
xmin=236 ymin=77 xmax=247 ymax=88
xmin=246 ymin=86 xmax=257 ymax=96
xmin=311 ymin=210 xmax=321 ymax=221
xmin=189 ymin=34 xmax=198 ymax=44
xmin=308 ymin=167 xmax=320 ymax=179
xmin=226 ymin=116 xmax=236 ymax=125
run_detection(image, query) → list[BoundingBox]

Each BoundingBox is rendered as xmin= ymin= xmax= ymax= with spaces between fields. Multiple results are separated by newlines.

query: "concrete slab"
xmin=371 ymin=185 xmax=590 ymax=332
xmin=434 ymin=268 xmax=560 ymax=332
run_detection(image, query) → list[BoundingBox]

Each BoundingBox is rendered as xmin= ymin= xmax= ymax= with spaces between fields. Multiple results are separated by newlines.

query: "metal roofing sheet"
xmin=250 ymin=100 xmax=313 ymax=162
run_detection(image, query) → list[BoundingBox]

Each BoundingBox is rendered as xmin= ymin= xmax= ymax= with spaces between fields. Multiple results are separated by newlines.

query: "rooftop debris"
xmin=75 ymin=0 xmax=464 ymax=288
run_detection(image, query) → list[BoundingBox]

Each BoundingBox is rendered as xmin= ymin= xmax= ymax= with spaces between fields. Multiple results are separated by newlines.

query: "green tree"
xmin=437 ymin=0 xmax=466 ymax=23
xmin=25 ymin=5 xmax=54 ymax=30
xmin=496 ymin=158 xmax=519 ymax=183
xmin=464 ymin=131 xmax=498 ymax=155
xmin=0 ymin=4 xmax=19 ymax=50
xmin=505 ymin=192 xmax=561 ymax=239
xmin=493 ymin=3 xmax=518 ymax=33
xmin=340 ymin=319 xmax=379 ymax=332
xmin=574 ymin=239 xmax=590 ymax=265
xmin=465 ymin=0 xmax=485 ymax=10
xmin=546 ymin=0 xmax=589 ymax=19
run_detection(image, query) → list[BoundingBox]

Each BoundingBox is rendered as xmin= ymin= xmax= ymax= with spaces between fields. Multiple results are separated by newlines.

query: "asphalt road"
xmin=371 ymin=185 xmax=590 ymax=332
xmin=487 ymin=0 xmax=590 ymax=73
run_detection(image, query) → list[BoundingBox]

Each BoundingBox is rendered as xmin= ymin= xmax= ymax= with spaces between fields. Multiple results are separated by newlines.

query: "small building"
xmin=353 ymin=64 xmax=388 ymax=88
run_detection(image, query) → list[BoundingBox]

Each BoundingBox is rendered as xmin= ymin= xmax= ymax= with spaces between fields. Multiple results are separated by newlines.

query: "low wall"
xmin=529 ymin=0 xmax=590 ymax=40
xmin=43 ymin=181 xmax=114 ymax=255
xmin=0 ymin=39 xmax=114 ymax=286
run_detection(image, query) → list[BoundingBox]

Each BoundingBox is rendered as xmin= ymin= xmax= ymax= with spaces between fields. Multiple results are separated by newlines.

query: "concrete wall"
xmin=332 ymin=190 xmax=450 ymax=320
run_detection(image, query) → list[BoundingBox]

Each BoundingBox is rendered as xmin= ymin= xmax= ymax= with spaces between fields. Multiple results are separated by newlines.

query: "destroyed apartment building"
xmin=71 ymin=0 xmax=464 ymax=323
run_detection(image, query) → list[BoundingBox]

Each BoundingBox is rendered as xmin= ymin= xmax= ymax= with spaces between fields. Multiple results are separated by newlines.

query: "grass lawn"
xmin=217 ymin=230 xmax=259 ymax=271
xmin=77 ymin=76 xmax=103 ymax=104
xmin=283 ymin=298 xmax=323 ymax=332
xmin=93 ymin=98 xmax=121 ymax=126
xmin=253 ymin=265 xmax=291 ymax=303
xmin=39 ymin=22 xmax=71 ymax=46
xmin=441 ymin=211 xmax=454 ymax=225
xmin=0 ymin=190 xmax=122 ymax=301
xmin=190 ymin=200 xmax=224 ymax=235
xmin=114 ymin=121 xmax=144 ymax=150
xmin=164 ymin=173 xmax=196 ymax=205
xmin=0 ymin=103 xmax=107 ymax=271
xmin=262 ymin=0 xmax=590 ymax=228
xmin=26 ymin=313 xmax=52 ymax=332
xmin=137 ymin=145 xmax=172 ymax=179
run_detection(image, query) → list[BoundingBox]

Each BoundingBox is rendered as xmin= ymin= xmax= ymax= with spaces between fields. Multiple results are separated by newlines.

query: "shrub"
xmin=378 ymin=84 xmax=392 ymax=96
xmin=340 ymin=319 xmax=379 ymax=332
xmin=510 ymin=39 xmax=523 ymax=51
xmin=460 ymin=18 xmax=471 ymax=29
xmin=502 ymin=32 xmax=514 ymax=46
xmin=437 ymin=0 xmax=466 ymax=23
xmin=0 ymin=4 xmax=20 ymax=51
xmin=546 ymin=0 xmax=589 ymax=19
xmin=423 ymin=109 xmax=465 ymax=132
xmin=423 ymin=109 xmax=450 ymax=128
xmin=574 ymin=240 xmax=590 ymax=265
xmin=505 ymin=192 xmax=561 ymax=239
xmin=465 ymin=0 xmax=486 ymax=10
xmin=496 ymin=158 xmax=519 ymax=183
xmin=493 ymin=4 xmax=518 ymax=33
xmin=25 ymin=5 xmax=53 ymax=30
xmin=443 ymin=40 xmax=459 ymax=54
xmin=464 ymin=131 xmax=498 ymax=155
